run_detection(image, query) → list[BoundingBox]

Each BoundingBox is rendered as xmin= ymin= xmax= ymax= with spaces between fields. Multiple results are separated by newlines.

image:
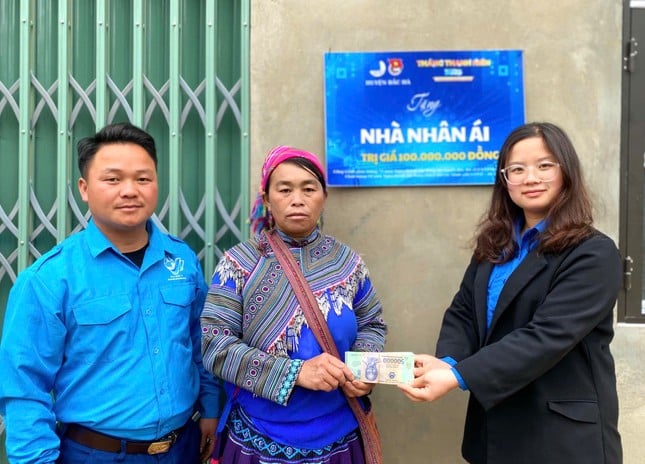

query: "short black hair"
xmin=77 ymin=122 xmax=157 ymax=177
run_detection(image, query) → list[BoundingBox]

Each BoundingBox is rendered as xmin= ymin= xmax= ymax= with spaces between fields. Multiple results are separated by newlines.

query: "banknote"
xmin=344 ymin=351 xmax=415 ymax=385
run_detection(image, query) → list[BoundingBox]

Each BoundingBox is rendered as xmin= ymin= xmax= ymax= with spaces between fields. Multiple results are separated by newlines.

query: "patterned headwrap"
xmin=249 ymin=145 xmax=325 ymax=236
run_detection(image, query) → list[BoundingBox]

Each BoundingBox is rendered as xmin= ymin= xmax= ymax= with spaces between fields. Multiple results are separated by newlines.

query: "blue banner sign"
xmin=324 ymin=50 xmax=525 ymax=186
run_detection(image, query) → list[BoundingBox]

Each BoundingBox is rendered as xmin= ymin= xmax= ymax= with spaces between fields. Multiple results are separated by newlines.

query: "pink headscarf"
xmin=249 ymin=145 xmax=325 ymax=235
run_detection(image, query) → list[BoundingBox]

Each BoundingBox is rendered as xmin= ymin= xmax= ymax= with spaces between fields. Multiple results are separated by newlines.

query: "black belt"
xmin=65 ymin=423 xmax=185 ymax=455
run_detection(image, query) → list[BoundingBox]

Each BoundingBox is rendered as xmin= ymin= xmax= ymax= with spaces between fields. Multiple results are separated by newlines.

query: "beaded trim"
xmin=277 ymin=359 xmax=303 ymax=405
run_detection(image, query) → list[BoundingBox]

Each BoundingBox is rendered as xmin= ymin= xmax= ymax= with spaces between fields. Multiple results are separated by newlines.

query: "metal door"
xmin=0 ymin=0 xmax=250 ymax=326
xmin=619 ymin=0 xmax=645 ymax=322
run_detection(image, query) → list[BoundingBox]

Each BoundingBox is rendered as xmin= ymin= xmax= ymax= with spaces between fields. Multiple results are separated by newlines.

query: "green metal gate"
xmin=0 ymin=1 xmax=250 ymax=460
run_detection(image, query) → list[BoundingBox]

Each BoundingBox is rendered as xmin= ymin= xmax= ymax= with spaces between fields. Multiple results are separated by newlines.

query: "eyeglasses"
xmin=500 ymin=161 xmax=561 ymax=185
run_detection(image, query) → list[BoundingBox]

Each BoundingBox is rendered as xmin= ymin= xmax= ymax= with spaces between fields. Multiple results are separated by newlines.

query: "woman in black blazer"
xmin=400 ymin=122 xmax=622 ymax=464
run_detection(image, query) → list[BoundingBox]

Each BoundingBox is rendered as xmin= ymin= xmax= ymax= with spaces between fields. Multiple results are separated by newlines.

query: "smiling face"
xmin=505 ymin=136 xmax=564 ymax=228
xmin=78 ymin=142 xmax=158 ymax=249
xmin=264 ymin=161 xmax=327 ymax=239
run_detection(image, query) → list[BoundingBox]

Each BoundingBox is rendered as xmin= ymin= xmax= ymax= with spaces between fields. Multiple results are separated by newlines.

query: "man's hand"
xmin=199 ymin=417 xmax=218 ymax=462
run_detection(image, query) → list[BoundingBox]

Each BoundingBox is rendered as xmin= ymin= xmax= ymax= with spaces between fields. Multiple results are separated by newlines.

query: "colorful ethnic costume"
xmin=201 ymin=228 xmax=387 ymax=463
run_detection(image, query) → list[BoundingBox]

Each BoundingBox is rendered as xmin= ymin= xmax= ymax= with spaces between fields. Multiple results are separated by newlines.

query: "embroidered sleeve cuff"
xmin=276 ymin=359 xmax=303 ymax=406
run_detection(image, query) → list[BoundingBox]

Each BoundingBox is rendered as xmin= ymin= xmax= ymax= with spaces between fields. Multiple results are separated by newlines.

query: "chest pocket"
xmin=158 ymin=283 xmax=197 ymax=340
xmin=159 ymin=282 xmax=196 ymax=308
xmin=71 ymin=294 xmax=132 ymax=363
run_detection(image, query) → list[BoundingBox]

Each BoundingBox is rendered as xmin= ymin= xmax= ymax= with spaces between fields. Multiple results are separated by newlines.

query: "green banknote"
xmin=344 ymin=351 xmax=415 ymax=385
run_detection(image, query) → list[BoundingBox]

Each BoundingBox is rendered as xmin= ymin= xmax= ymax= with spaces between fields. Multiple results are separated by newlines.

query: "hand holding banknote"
xmin=398 ymin=354 xmax=459 ymax=402
xmin=341 ymin=377 xmax=374 ymax=398
xmin=413 ymin=354 xmax=452 ymax=375
xmin=296 ymin=352 xmax=354 ymax=392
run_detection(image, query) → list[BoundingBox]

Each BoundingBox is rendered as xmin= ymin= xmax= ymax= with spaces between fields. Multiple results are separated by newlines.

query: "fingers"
xmin=398 ymin=373 xmax=437 ymax=401
xmin=413 ymin=353 xmax=435 ymax=368
xmin=198 ymin=418 xmax=218 ymax=461
xmin=318 ymin=354 xmax=350 ymax=389
xmin=199 ymin=434 xmax=216 ymax=462
xmin=296 ymin=353 xmax=353 ymax=391
xmin=410 ymin=373 xmax=431 ymax=388
xmin=398 ymin=383 xmax=428 ymax=402
xmin=342 ymin=379 xmax=373 ymax=398
xmin=399 ymin=368 xmax=460 ymax=403
xmin=413 ymin=366 xmax=427 ymax=377
xmin=414 ymin=354 xmax=451 ymax=371
xmin=340 ymin=363 xmax=355 ymax=382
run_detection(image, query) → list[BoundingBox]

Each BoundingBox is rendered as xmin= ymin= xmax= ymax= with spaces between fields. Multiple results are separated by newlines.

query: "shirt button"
xmin=146 ymin=309 xmax=152 ymax=315
xmin=153 ymin=347 xmax=160 ymax=354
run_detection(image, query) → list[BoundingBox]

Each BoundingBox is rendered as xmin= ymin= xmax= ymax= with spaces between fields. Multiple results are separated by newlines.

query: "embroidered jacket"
xmin=201 ymin=228 xmax=387 ymax=447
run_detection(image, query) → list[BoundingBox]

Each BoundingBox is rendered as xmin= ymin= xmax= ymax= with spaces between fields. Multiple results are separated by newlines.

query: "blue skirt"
xmin=214 ymin=407 xmax=365 ymax=464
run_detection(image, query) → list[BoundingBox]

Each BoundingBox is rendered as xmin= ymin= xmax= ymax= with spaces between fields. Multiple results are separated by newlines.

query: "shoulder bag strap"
xmin=264 ymin=230 xmax=382 ymax=464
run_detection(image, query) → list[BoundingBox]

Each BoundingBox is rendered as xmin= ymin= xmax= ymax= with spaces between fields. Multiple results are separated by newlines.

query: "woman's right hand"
xmin=295 ymin=353 xmax=354 ymax=391
xmin=413 ymin=354 xmax=451 ymax=376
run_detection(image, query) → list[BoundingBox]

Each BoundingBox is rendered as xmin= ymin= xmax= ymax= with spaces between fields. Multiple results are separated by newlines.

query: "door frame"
xmin=619 ymin=0 xmax=645 ymax=323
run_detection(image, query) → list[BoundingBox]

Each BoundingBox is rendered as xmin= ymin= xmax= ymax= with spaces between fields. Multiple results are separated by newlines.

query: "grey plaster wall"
xmin=249 ymin=1 xmax=644 ymax=462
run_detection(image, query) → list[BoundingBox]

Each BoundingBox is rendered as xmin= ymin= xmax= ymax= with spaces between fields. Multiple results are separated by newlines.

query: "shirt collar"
xmin=513 ymin=218 xmax=547 ymax=245
xmin=86 ymin=218 xmax=164 ymax=258
xmin=274 ymin=227 xmax=320 ymax=247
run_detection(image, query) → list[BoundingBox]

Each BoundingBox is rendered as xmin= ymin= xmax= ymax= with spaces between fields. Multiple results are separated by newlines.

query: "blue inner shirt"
xmin=486 ymin=219 xmax=546 ymax=330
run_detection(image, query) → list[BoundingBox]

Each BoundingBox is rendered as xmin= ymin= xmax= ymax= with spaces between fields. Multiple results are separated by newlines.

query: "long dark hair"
xmin=474 ymin=122 xmax=594 ymax=263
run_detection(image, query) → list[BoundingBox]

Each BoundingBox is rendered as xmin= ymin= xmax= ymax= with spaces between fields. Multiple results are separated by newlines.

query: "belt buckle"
xmin=146 ymin=431 xmax=177 ymax=455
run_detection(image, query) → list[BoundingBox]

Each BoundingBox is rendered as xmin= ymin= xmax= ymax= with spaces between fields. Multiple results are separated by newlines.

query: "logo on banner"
xmin=369 ymin=60 xmax=387 ymax=78
xmin=388 ymin=58 xmax=403 ymax=76
xmin=369 ymin=58 xmax=404 ymax=78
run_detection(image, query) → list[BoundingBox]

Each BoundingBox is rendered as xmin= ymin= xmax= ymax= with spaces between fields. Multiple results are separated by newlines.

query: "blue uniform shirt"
xmin=0 ymin=219 xmax=224 ymax=463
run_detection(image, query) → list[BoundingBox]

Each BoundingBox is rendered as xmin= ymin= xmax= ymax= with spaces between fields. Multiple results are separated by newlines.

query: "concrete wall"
xmin=250 ymin=1 xmax=645 ymax=462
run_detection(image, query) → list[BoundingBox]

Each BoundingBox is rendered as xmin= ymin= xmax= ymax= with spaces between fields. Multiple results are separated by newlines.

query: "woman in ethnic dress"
xmin=202 ymin=146 xmax=387 ymax=464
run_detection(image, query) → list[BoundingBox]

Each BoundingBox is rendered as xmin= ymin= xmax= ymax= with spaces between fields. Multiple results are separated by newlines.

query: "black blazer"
xmin=436 ymin=231 xmax=622 ymax=464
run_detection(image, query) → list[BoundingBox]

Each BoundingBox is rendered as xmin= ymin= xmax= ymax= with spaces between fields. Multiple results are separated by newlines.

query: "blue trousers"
xmin=58 ymin=420 xmax=201 ymax=464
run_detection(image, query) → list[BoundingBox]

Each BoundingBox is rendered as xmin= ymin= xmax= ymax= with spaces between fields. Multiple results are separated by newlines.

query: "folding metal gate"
xmin=0 ymin=0 xmax=249 ymax=319
xmin=0 ymin=1 xmax=249 ymax=458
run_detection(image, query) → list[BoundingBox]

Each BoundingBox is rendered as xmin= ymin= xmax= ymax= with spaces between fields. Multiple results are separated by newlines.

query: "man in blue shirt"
xmin=0 ymin=122 xmax=224 ymax=463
